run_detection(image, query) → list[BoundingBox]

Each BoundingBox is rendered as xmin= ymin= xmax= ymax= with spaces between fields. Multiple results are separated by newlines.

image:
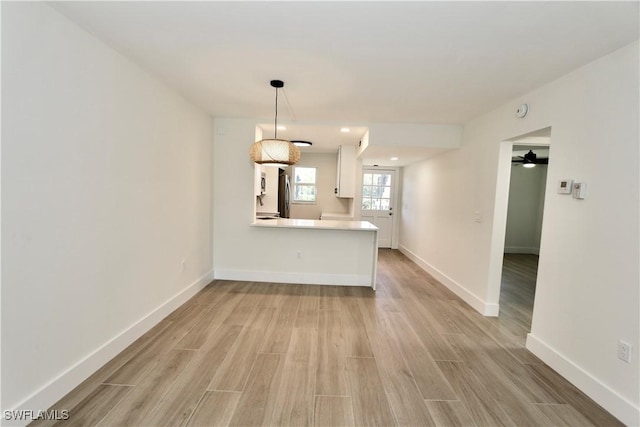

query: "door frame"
xmin=360 ymin=167 xmax=401 ymax=249
xmin=487 ymin=127 xmax=551 ymax=317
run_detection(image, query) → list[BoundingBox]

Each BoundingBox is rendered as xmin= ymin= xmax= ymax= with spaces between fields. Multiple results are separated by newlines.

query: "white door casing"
xmin=361 ymin=169 xmax=397 ymax=248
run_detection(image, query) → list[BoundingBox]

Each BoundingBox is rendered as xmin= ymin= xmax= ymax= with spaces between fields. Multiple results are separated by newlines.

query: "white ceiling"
xmin=257 ymin=124 xmax=368 ymax=155
xmin=50 ymin=1 xmax=639 ymax=165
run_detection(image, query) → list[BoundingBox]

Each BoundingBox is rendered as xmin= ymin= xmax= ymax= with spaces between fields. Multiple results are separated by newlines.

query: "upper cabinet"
xmin=335 ymin=145 xmax=356 ymax=198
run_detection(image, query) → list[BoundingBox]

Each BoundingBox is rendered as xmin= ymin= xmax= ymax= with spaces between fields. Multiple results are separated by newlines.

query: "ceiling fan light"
xmin=523 ymin=162 xmax=536 ymax=168
xmin=292 ymin=140 xmax=313 ymax=147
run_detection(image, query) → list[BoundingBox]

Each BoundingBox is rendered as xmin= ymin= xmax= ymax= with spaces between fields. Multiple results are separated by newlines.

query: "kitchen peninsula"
xmin=250 ymin=218 xmax=379 ymax=289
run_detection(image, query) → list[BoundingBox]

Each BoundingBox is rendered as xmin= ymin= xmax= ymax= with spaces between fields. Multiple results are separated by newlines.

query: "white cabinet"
xmin=335 ymin=145 xmax=356 ymax=198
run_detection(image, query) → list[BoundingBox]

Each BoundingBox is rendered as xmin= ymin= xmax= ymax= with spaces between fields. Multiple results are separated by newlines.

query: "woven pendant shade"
xmin=249 ymin=138 xmax=300 ymax=166
xmin=250 ymin=80 xmax=301 ymax=166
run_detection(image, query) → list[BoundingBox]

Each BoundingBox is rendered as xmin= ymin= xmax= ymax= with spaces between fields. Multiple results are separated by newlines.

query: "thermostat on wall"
xmin=557 ymin=179 xmax=573 ymax=194
xmin=572 ymin=182 xmax=587 ymax=199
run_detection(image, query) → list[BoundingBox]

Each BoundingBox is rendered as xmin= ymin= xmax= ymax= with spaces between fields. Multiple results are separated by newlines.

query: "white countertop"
xmin=251 ymin=218 xmax=378 ymax=231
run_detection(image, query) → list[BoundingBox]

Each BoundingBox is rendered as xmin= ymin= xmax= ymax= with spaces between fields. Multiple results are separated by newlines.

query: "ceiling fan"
xmin=512 ymin=149 xmax=548 ymax=168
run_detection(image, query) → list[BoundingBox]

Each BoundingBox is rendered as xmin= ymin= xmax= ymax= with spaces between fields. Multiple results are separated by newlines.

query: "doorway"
xmin=488 ymin=127 xmax=550 ymax=335
xmin=500 ymin=143 xmax=549 ymax=337
xmin=361 ymin=168 xmax=397 ymax=248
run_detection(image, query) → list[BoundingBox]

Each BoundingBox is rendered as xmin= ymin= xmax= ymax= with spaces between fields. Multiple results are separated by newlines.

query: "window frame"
xmin=292 ymin=166 xmax=318 ymax=204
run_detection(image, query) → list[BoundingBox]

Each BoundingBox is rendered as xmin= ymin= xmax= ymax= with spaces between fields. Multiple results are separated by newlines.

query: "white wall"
xmin=368 ymin=122 xmax=462 ymax=148
xmin=399 ymin=41 xmax=639 ymax=424
xmin=1 ymin=2 xmax=213 ymax=417
xmin=504 ymin=164 xmax=547 ymax=254
xmin=289 ymin=153 xmax=349 ymax=219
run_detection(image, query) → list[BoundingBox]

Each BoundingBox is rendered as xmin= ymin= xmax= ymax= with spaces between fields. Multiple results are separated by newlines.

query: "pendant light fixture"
xmin=249 ymin=80 xmax=300 ymax=166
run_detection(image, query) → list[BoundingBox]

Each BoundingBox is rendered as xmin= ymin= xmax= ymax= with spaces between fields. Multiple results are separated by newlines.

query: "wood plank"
xmin=526 ymin=363 xmax=625 ymax=427
xmin=97 ymin=349 xmax=195 ymax=426
xmin=271 ymin=328 xmax=318 ymax=426
xmin=366 ymin=328 xmax=436 ymax=426
xmin=425 ymin=400 xmax=477 ymax=427
xmin=188 ymin=280 xmax=234 ymax=307
xmin=383 ymin=311 xmax=458 ymax=400
xmin=315 ymin=310 xmax=349 ymax=396
xmin=318 ymin=285 xmax=341 ymax=311
xmin=31 ymin=320 xmax=173 ymax=427
xmin=259 ymin=292 xmax=301 ymax=353
xmin=104 ymin=302 xmax=211 ymax=385
xmin=314 ymin=396 xmax=355 ymax=427
xmin=142 ymin=324 xmax=243 ymax=426
xmin=221 ymin=283 xmax=263 ymax=326
xmin=174 ymin=291 xmax=245 ymax=350
xmin=208 ymin=307 xmax=276 ymax=391
xmin=228 ymin=353 xmax=285 ymax=427
xmin=534 ymin=403 xmax=596 ymax=427
xmin=339 ymin=290 xmax=373 ymax=357
xmin=294 ymin=285 xmax=320 ymax=329
xmin=436 ymin=361 xmax=514 ymax=426
xmin=440 ymin=312 xmax=565 ymax=405
xmin=51 ymin=385 xmax=131 ymax=427
xmin=186 ymin=391 xmax=241 ymax=427
xmin=346 ymin=356 xmax=396 ymax=426
xmin=442 ymin=333 xmax=554 ymax=426
xmin=399 ymin=296 xmax=460 ymax=361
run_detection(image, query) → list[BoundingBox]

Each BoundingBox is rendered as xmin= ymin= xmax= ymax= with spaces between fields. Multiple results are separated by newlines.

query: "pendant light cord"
xmin=274 ymin=87 xmax=279 ymax=139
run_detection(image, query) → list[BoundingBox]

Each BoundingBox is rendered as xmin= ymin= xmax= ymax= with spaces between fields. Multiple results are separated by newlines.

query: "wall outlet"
xmin=618 ymin=340 xmax=632 ymax=363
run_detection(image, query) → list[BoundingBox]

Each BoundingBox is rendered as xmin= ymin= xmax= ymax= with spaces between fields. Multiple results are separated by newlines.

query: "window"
xmin=293 ymin=167 xmax=317 ymax=203
xmin=362 ymin=172 xmax=392 ymax=210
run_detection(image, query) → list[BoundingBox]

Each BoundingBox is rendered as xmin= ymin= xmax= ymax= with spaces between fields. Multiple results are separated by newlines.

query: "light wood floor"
xmin=32 ymin=249 xmax=622 ymax=427
xmin=498 ymin=253 xmax=539 ymax=344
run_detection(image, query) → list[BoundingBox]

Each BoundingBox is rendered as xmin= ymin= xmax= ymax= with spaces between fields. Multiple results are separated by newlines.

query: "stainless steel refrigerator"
xmin=278 ymin=169 xmax=290 ymax=218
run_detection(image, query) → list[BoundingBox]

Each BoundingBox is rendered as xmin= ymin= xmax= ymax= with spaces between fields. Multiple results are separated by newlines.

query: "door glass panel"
xmin=362 ymin=172 xmax=393 ymax=211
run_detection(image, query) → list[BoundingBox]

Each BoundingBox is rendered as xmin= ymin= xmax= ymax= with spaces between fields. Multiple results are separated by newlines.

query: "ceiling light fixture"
xmin=390 ymin=157 xmax=399 ymax=161
xmin=291 ymin=140 xmax=313 ymax=147
xmin=340 ymin=127 xmax=350 ymax=133
xmin=523 ymin=150 xmax=537 ymax=168
xmin=249 ymin=80 xmax=300 ymax=166
xmin=277 ymin=125 xmax=287 ymax=131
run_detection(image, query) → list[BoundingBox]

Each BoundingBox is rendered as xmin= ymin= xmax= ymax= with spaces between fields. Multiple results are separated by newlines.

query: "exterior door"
xmin=361 ymin=169 xmax=396 ymax=248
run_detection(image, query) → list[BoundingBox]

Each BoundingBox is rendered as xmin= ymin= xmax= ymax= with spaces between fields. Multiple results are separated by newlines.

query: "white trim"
xmin=398 ymin=244 xmax=499 ymax=316
xmin=214 ymin=269 xmax=370 ymax=287
xmin=504 ymin=246 xmax=540 ymax=255
xmin=3 ymin=270 xmax=214 ymax=426
xmin=361 ymin=167 xmax=400 ymax=249
xmin=526 ymin=333 xmax=639 ymax=426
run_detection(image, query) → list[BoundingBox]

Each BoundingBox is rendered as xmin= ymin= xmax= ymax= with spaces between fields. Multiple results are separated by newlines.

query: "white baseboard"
xmin=398 ymin=245 xmax=499 ymax=316
xmin=214 ymin=269 xmax=370 ymax=287
xmin=3 ymin=270 xmax=214 ymax=427
xmin=526 ymin=333 xmax=639 ymax=426
xmin=504 ymin=246 xmax=540 ymax=255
